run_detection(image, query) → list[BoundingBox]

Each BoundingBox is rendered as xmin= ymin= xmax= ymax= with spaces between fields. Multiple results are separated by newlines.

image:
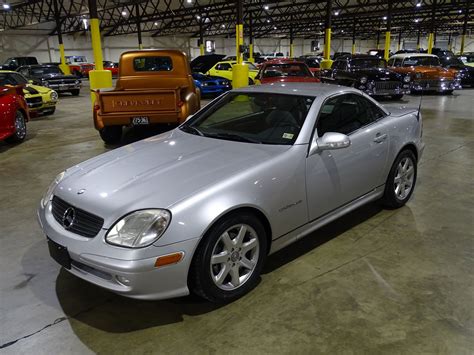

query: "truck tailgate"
xmin=99 ymin=90 xmax=178 ymax=114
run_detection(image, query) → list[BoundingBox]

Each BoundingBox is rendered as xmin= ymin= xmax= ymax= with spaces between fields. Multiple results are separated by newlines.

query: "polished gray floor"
xmin=1 ymin=86 xmax=473 ymax=354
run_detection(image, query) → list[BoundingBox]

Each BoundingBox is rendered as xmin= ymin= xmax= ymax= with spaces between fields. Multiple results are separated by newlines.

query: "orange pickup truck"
xmin=93 ymin=50 xmax=200 ymax=144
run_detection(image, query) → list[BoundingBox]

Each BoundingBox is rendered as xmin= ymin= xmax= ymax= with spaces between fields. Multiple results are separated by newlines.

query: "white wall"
xmin=1 ymin=32 xmax=473 ymax=64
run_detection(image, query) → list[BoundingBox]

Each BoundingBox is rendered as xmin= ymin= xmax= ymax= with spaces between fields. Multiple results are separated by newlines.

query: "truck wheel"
xmin=6 ymin=111 xmax=27 ymax=144
xmin=99 ymin=126 xmax=122 ymax=144
xmin=70 ymin=90 xmax=80 ymax=96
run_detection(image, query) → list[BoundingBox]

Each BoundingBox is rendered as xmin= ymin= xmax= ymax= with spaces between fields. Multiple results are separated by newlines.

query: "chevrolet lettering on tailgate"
xmin=113 ymin=99 xmax=160 ymax=107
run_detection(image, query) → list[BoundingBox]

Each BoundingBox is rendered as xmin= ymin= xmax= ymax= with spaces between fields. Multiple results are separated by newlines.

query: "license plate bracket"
xmin=131 ymin=116 xmax=150 ymax=125
xmin=47 ymin=238 xmax=71 ymax=269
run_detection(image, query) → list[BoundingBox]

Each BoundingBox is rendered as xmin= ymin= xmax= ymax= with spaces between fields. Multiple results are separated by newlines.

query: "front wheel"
xmin=189 ymin=213 xmax=267 ymax=303
xmin=99 ymin=126 xmax=122 ymax=144
xmin=391 ymin=94 xmax=404 ymax=100
xmin=70 ymin=89 xmax=80 ymax=96
xmin=382 ymin=150 xmax=417 ymax=209
xmin=5 ymin=110 xmax=27 ymax=144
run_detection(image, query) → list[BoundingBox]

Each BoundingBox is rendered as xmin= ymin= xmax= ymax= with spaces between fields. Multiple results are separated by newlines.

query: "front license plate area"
xmin=47 ymin=238 xmax=71 ymax=269
xmin=131 ymin=116 xmax=150 ymax=125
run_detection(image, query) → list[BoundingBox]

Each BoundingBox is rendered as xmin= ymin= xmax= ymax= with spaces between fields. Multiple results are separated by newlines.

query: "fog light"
xmin=116 ymin=275 xmax=131 ymax=285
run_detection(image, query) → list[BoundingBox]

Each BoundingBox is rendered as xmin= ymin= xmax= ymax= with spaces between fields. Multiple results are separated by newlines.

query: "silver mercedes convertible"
xmin=38 ymin=83 xmax=424 ymax=303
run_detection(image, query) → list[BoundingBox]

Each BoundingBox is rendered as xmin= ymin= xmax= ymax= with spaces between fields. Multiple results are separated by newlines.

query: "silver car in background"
xmin=38 ymin=83 xmax=424 ymax=303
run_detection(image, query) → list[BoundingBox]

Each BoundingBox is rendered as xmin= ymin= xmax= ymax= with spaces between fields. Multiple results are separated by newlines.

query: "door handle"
xmin=373 ymin=133 xmax=387 ymax=143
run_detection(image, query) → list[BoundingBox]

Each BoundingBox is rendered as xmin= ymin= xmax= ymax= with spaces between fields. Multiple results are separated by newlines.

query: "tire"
xmin=5 ymin=110 xmax=27 ymax=144
xmin=70 ymin=89 xmax=80 ymax=96
xmin=382 ymin=149 xmax=417 ymax=209
xmin=189 ymin=212 xmax=268 ymax=303
xmin=44 ymin=107 xmax=56 ymax=116
xmin=99 ymin=126 xmax=122 ymax=144
xmin=391 ymin=94 xmax=404 ymax=100
xmin=248 ymin=78 xmax=254 ymax=85
xmin=444 ymin=90 xmax=453 ymax=95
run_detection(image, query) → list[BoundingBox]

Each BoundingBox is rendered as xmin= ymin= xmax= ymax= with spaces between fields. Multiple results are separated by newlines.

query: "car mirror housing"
xmin=185 ymin=114 xmax=194 ymax=122
xmin=309 ymin=132 xmax=351 ymax=156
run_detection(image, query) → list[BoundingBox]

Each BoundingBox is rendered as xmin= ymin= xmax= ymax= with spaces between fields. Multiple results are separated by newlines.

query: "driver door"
xmin=305 ymin=93 xmax=390 ymax=220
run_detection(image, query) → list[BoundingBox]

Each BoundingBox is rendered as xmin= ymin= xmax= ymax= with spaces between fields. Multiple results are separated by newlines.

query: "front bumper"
xmin=48 ymin=84 xmax=81 ymax=92
xmin=359 ymin=81 xmax=411 ymax=96
xmin=411 ymin=79 xmax=462 ymax=92
xmin=27 ymin=97 xmax=57 ymax=114
xmin=37 ymin=201 xmax=199 ymax=300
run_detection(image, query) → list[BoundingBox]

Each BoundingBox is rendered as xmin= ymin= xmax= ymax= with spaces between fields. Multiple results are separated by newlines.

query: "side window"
xmin=387 ymin=58 xmax=395 ymax=66
xmin=394 ymin=58 xmax=403 ymax=67
xmin=19 ymin=68 xmax=29 ymax=77
xmin=332 ymin=61 xmax=345 ymax=70
xmin=11 ymin=73 xmax=28 ymax=84
xmin=216 ymin=63 xmax=231 ymax=70
xmin=316 ymin=94 xmax=385 ymax=137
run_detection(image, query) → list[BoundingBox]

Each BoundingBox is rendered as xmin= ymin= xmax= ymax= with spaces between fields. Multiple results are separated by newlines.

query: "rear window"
xmin=133 ymin=57 xmax=173 ymax=72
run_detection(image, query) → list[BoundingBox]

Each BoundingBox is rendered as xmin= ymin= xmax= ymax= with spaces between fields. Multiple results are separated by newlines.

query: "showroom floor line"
xmin=0 ymin=86 xmax=473 ymax=354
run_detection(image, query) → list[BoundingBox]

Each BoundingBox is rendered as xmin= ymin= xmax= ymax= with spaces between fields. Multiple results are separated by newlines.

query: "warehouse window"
xmin=133 ymin=57 xmax=173 ymax=71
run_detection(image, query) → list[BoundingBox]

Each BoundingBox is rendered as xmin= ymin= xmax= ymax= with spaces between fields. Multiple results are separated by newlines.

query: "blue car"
xmin=192 ymin=73 xmax=231 ymax=96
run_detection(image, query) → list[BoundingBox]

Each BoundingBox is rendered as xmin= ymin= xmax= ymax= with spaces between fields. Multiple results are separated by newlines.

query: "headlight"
xmin=50 ymin=91 xmax=58 ymax=101
xmin=403 ymin=75 xmax=411 ymax=83
xmin=360 ymin=76 xmax=368 ymax=84
xmin=106 ymin=209 xmax=171 ymax=248
xmin=41 ymin=171 xmax=65 ymax=207
xmin=220 ymin=81 xmax=230 ymax=86
xmin=74 ymin=80 xmax=80 ymax=85
xmin=201 ymin=82 xmax=208 ymax=86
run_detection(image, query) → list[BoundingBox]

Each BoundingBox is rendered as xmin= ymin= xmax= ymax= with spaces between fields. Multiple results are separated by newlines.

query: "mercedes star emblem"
xmin=62 ymin=207 xmax=76 ymax=229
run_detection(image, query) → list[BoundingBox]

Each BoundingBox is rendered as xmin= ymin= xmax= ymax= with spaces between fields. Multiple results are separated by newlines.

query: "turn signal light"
xmin=155 ymin=252 xmax=184 ymax=267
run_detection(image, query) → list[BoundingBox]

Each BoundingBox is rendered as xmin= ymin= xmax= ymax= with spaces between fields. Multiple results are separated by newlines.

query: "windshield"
xmin=403 ymin=56 xmax=440 ymax=67
xmin=0 ymin=73 xmax=28 ymax=85
xmin=350 ymin=59 xmax=386 ymax=69
xmin=439 ymin=57 xmax=464 ymax=67
xmin=31 ymin=66 xmax=63 ymax=75
xmin=262 ymin=63 xmax=312 ymax=78
xmin=181 ymin=92 xmax=315 ymax=145
xmin=244 ymin=62 xmax=258 ymax=70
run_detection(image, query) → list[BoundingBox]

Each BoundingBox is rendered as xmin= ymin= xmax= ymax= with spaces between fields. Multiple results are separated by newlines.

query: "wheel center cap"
xmin=230 ymin=251 xmax=240 ymax=262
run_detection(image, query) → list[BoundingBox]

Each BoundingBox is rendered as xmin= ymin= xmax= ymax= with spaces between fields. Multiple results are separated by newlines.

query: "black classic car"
xmin=434 ymin=53 xmax=474 ymax=88
xmin=0 ymin=56 xmax=38 ymax=70
xmin=321 ymin=54 xmax=411 ymax=99
xmin=17 ymin=64 xmax=81 ymax=95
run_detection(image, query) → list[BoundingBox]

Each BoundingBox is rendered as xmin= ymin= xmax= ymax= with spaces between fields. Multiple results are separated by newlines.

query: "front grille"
xmin=48 ymin=79 xmax=76 ymax=85
xmin=26 ymin=96 xmax=42 ymax=108
xmin=416 ymin=79 xmax=452 ymax=88
xmin=51 ymin=196 xmax=104 ymax=238
xmin=375 ymin=81 xmax=401 ymax=90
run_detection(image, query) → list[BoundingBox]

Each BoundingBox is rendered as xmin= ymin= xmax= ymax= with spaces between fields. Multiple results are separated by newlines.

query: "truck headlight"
xmin=403 ymin=75 xmax=411 ymax=83
xmin=360 ymin=76 xmax=368 ymax=84
xmin=41 ymin=171 xmax=65 ymax=207
xmin=50 ymin=91 xmax=58 ymax=101
xmin=106 ymin=209 xmax=171 ymax=248
xmin=75 ymin=80 xmax=81 ymax=85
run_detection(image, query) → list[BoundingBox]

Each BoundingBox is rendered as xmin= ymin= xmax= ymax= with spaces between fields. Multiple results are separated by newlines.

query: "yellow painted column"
xmin=200 ymin=43 xmax=205 ymax=55
xmin=289 ymin=43 xmax=294 ymax=58
xmin=460 ymin=34 xmax=466 ymax=54
xmin=88 ymin=18 xmax=112 ymax=104
xmin=320 ymin=28 xmax=333 ymax=69
xmin=384 ymin=31 xmax=391 ymax=61
xmin=248 ymin=43 xmax=254 ymax=63
xmin=352 ymin=43 xmax=356 ymax=54
xmin=427 ymin=32 xmax=434 ymax=54
xmin=138 ymin=43 xmax=143 ymax=50
xmin=58 ymin=44 xmax=71 ymax=75
xmin=233 ymin=23 xmax=248 ymax=88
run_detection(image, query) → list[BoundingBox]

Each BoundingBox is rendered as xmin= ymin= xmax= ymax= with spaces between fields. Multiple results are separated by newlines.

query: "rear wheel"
xmin=382 ymin=150 xmax=417 ymax=209
xmin=70 ymin=89 xmax=80 ymax=96
xmin=189 ymin=212 xmax=267 ymax=303
xmin=391 ymin=94 xmax=404 ymax=100
xmin=5 ymin=111 xmax=27 ymax=144
xmin=99 ymin=126 xmax=122 ymax=144
xmin=443 ymin=90 xmax=453 ymax=95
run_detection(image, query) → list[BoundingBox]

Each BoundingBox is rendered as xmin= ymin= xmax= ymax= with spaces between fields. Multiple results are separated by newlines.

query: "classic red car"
xmin=69 ymin=63 xmax=95 ymax=78
xmin=256 ymin=59 xmax=320 ymax=84
xmin=0 ymin=85 xmax=29 ymax=143
xmin=103 ymin=61 xmax=119 ymax=76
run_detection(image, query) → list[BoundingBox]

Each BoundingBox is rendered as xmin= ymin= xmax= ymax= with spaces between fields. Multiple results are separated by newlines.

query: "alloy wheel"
xmin=210 ymin=224 xmax=260 ymax=291
xmin=14 ymin=111 xmax=26 ymax=139
xmin=394 ymin=157 xmax=415 ymax=200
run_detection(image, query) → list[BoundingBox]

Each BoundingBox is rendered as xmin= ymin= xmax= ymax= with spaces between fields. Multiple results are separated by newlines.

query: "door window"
xmin=316 ymin=94 xmax=386 ymax=137
xmin=215 ymin=63 xmax=232 ymax=71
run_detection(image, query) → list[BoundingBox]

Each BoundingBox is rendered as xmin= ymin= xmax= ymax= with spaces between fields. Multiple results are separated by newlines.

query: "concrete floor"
xmin=0 ymin=84 xmax=473 ymax=354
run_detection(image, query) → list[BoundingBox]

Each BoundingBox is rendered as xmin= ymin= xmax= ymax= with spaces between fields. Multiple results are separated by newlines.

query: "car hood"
xmin=396 ymin=66 xmax=455 ymax=78
xmin=261 ymin=76 xmax=319 ymax=83
xmin=191 ymin=54 xmax=227 ymax=73
xmin=56 ymin=129 xmax=289 ymax=225
xmin=39 ymin=73 xmax=78 ymax=80
xmin=351 ymin=68 xmax=402 ymax=80
xmin=23 ymin=84 xmax=51 ymax=95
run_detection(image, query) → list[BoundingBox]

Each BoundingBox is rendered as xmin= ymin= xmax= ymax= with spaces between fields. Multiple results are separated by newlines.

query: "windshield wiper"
xmin=180 ymin=125 xmax=204 ymax=136
xmin=205 ymin=132 xmax=262 ymax=144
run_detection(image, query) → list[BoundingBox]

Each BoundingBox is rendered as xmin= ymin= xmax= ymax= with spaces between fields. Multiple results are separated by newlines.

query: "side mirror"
xmin=309 ymin=132 xmax=351 ymax=156
xmin=185 ymin=114 xmax=194 ymax=122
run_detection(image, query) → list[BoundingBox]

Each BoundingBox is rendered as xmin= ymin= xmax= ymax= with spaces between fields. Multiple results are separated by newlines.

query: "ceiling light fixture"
xmin=121 ymin=11 xmax=127 ymax=16
xmin=2 ymin=3 xmax=10 ymax=9
xmin=264 ymin=5 xmax=269 ymax=10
